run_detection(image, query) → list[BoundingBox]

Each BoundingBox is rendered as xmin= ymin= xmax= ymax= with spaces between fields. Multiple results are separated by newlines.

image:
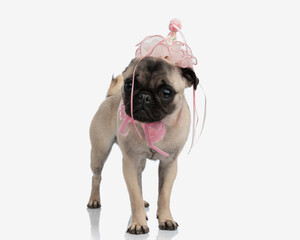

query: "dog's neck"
xmin=119 ymin=100 xmax=184 ymax=157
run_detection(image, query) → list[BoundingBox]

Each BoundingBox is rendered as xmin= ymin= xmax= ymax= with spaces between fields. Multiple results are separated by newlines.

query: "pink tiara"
xmin=135 ymin=19 xmax=197 ymax=69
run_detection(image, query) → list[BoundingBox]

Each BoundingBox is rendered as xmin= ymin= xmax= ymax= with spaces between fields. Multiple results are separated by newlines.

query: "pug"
xmin=87 ymin=56 xmax=199 ymax=234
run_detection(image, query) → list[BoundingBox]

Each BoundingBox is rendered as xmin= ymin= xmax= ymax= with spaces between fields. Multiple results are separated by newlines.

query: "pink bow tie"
xmin=119 ymin=102 xmax=169 ymax=157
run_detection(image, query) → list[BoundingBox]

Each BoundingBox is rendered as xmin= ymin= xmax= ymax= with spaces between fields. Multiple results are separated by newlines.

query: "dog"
xmin=87 ymin=56 xmax=199 ymax=234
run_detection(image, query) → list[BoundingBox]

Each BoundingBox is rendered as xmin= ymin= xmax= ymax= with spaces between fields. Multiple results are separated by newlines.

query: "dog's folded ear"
xmin=179 ymin=67 xmax=199 ymax=90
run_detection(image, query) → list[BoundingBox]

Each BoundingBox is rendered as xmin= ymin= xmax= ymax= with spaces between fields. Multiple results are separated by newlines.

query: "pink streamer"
xmin=120 ymin=101 xmax=169 ymax=157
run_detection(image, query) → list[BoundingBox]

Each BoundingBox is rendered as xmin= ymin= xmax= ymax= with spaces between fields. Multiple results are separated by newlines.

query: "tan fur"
xmin=106 ymin=75 xmax=124 ymax=98
xmin=87 ymin=57 xmax=194 ymax=234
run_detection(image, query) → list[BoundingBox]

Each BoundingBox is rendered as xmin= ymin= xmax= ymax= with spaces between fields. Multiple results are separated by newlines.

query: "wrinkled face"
xmin=122 ymin=57 xmax=185 ymax=123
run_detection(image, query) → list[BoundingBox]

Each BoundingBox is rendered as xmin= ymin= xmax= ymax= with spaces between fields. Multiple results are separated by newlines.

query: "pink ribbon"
xmin=119 ymin=102 xmax=169 ymax=157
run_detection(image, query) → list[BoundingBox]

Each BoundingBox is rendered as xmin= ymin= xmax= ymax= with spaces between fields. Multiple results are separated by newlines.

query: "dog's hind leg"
xmin=87 ymin=144 xmax=113 ymax=208
xmin=87 ymin=93 xmax=120 ymax=208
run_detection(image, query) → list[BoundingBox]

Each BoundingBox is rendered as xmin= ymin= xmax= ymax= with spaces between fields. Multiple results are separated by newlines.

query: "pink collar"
xmin=119 ymin=102 xmax=169 ymax=157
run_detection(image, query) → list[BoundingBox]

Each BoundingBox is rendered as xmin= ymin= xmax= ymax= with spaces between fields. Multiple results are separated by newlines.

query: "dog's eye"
xmin=162 ymin=89 xmax=172 ymax=99
xmin=124 ymin=82 xmax=132 ymax=92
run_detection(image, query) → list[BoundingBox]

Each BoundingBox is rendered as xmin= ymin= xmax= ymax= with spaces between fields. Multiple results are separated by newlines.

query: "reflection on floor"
xmin=87 ymin=208 xmax=178 ymax=240
xmin=87 ymin=208 xmax=100 ymax=240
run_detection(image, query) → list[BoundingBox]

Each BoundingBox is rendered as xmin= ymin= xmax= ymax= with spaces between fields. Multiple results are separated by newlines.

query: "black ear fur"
xmin=180 ymin=67 xmax=199 ymax=90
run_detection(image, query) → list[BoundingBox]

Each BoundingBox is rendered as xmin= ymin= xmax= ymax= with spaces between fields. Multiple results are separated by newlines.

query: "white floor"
xmin=1 ymin=145 xmax=299 ymax=240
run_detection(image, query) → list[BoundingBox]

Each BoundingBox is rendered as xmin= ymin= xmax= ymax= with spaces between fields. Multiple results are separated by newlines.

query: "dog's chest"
xmin=117 ymin=124 xmax=181 ymax=161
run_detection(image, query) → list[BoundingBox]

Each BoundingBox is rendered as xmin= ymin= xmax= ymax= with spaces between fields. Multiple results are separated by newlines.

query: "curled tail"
xmin=106 ymin=75 xmax=124 ymax=98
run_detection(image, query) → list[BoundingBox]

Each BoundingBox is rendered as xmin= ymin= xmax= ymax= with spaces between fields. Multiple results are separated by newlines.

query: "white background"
xmin=0 ymin=0 xmax=299 ymax=239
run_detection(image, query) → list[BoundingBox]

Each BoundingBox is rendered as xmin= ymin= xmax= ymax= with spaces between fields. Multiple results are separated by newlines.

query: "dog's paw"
xmin=127 ymin=223 xmax=149 ymax=234
xmin=87 ymin=199 xmax=101 ymax=208
xmin=158 ymin=220 xmax=179 ymax=231
xmin=144 ymin=200 xmax=150 ymax=208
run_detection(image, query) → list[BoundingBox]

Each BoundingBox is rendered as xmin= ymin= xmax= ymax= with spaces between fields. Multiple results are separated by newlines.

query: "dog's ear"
xmin=122 ymin=58 xmax=139 ymax=76
xmin=179 ymin=67 xmax=199 ymax=90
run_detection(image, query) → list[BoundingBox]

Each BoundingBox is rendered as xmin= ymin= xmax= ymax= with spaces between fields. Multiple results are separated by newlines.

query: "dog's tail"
xmin=106 ymin=75 xmax=124 ymax=98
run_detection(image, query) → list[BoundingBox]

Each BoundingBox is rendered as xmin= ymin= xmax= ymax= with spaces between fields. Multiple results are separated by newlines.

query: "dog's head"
xmin=122 ymin=56 xmax=199 ymax=123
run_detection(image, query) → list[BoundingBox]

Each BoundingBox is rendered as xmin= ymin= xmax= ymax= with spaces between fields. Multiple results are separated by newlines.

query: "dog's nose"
xmin=138 ymin=92 xmax=153 ymax=104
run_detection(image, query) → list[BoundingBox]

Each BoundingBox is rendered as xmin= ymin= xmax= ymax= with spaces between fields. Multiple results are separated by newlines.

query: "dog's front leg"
xmin=157 ymin=158 xmax=179 ymax=230
xmin=123 ymin=155 xmax=149 ymax=234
